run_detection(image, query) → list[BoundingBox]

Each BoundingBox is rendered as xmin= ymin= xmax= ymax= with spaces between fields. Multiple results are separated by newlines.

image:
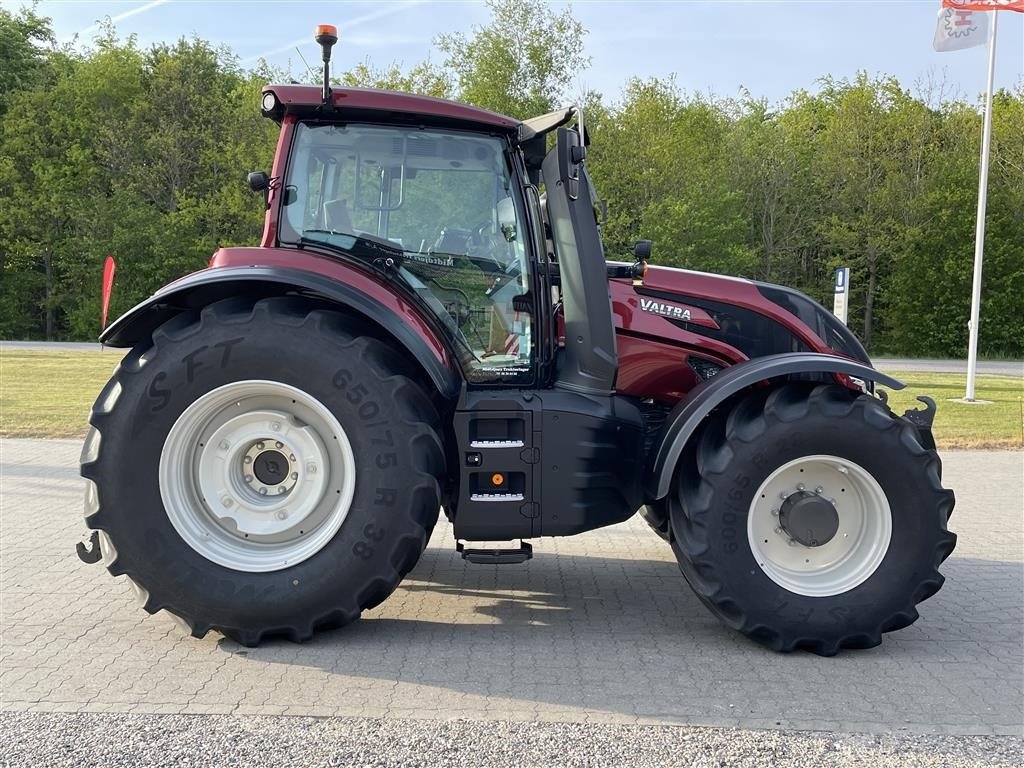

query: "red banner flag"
xmin=941 ymin=0 xmax=1024 ymax=11
xmin=101 ymin=256 xmax=116 ymax=330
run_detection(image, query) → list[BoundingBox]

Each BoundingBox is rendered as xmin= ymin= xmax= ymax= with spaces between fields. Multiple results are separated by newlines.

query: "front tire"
xmin=669 ymin=383 xmax=956 ymax=655
xmin=81 ymin=298 xmax=445 ymax=646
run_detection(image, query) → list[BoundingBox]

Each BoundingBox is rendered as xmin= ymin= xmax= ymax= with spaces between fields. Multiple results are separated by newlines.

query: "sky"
xmin=7 ymin=0 xmax=1023 ymax=106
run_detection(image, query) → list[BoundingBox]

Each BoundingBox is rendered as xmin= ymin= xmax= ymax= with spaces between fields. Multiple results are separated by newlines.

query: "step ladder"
xmin=457 ymin=540 xmax=533 ymax=565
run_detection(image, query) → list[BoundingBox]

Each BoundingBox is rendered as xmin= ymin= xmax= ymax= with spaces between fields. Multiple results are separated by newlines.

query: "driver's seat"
xmin=323 ymin=199 xmax=353 ymax=234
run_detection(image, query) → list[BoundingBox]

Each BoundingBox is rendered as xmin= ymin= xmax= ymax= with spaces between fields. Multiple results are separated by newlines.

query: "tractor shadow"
xmin=215 ymin=544 xmax=1024 ymax=724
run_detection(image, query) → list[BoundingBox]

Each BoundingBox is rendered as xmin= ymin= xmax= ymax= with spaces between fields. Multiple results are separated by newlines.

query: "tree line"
xmin=1 ymin=1 xmax=1021 ymax=356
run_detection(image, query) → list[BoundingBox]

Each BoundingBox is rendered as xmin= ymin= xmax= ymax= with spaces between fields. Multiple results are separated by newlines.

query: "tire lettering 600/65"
xmin=332 ymin=368 xmax=398 ymax=472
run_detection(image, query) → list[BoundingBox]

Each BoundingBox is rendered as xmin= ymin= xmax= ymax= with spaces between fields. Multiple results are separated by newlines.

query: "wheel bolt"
xmin=275 ymin=441 xmax=284 ymax=449
xmin=277 ymin=486 xmax=287 ymax=495
xmin=797 ymin=483 xmax=806 ymax=492
xmin=256 ymin=442 xmax=265 ymax=450
xmin=779 ymin=491 xmax=788 ymax=500
xmin=770 ymin=508 xmax=779 ymax=516
xmin=289 ymin=454 xmax=296 ymax=462
xmin=259 ymin=487 xmax=268 ymax=495
xmin=243 ymin=456 xmax=252 ymax=464
xmin=291 ymin=472 xmax=299 ymax=480
xmin=815 ymin=486 xmax=824 ymax=495
xmin=244 ymin=474 xmax=254 ymax=483
xmin=774 ymin=526 xmax=784 ymax=536
xmin=787 ymin=538 xmax=800 ymax=547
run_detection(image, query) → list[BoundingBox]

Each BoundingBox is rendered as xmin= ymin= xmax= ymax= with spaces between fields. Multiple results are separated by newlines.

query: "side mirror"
xmin=634 ymin=240 xmax=652 ymax=260
xmin=247 ymin=171 xmax=270 ymax=192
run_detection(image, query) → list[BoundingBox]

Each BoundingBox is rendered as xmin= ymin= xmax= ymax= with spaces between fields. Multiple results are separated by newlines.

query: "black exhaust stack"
xmin=542 ymin=121 xmax=618 ymax=395
xmin=314 ymin=24 xmax=338 ymax=105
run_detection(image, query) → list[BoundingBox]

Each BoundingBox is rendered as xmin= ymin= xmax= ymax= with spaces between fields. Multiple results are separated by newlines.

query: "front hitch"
xmin=76 ymin=530 xmax=102 ymax=564
xmin=901 ymin=395 xmax=938 ymax=451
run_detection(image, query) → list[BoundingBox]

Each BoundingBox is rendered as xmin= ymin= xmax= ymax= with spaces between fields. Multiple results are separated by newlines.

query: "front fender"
xmin=100 ymin=265 xmax=460 ymax=399
xmin=645 ymin=352 xmax=904 ymax=500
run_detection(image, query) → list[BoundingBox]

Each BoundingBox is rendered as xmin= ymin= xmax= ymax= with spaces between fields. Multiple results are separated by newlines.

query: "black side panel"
xmin=99 ymin=267 xmax=460 ymax=399
xmin=451 ymin=394 xmax=541 ymax=541
xmin=645 ymin=352 xmax=904 ymax=500
xmin=541 ymin=128 xmax=617 ymax=394
xmin=451 ymin=390 xmax=644 ymax=540
xmin=536 ymin=391 xmax=644 ymax=536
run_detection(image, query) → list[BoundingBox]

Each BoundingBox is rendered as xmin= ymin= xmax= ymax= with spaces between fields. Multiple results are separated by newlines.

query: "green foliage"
xmin=435 ymin=0 xmax=588 ymax=118
xmin=0 ymin=0 xmax=1020 ymax=358
xmin=0 ymin=15 xmax=276 ymax=339
xmin=0 ymin=4 xmax=55 ymax=116
xmin=341 ymin=57 xmax=452 ymax=98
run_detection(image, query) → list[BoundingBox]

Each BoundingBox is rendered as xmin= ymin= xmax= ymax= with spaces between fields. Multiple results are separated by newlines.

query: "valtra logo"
xmin=639 ymin=297 xmax=692 ymax=321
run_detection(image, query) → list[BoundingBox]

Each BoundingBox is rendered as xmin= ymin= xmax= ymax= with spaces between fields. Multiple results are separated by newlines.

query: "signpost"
xmin=833 ymin=267 xmax=850 ymax=326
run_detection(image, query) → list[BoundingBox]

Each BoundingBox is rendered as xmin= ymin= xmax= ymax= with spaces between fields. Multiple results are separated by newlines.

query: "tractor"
xmin=78 ymin=25 xmax=955 ymax=655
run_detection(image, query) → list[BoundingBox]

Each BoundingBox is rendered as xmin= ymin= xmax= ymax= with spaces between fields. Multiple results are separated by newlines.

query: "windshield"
xmin=280 ymin=122 xmax=533 ymax=382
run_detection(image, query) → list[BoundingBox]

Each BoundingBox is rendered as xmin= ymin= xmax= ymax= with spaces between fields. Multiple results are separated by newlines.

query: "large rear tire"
xmin=669 ymin=383 xmax=956 ymax=655
xmin=81 ymin=297 xmax=445 ymax=646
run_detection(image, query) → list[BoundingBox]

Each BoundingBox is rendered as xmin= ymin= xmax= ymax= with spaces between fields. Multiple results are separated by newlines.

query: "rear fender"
xmin=645 ymin=352 xmax=904 ymax=500
xmin=100 ymin=265 xmax=460 ymax=399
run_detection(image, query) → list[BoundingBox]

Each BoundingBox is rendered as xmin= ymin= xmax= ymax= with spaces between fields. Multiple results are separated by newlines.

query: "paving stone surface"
xmin=1 ymin=439 xmax=1021 ymax=736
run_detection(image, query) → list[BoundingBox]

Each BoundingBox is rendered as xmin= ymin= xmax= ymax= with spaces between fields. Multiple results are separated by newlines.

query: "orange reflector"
xmin=491 ymin=473 xmax=505 ymax=486
xmin=315 ymin=24 xmax=338 ymax=37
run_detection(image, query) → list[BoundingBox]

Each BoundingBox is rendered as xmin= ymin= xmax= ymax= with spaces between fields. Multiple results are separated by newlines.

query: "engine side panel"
xmin=609 ymin=266 xmax=854 ymax=405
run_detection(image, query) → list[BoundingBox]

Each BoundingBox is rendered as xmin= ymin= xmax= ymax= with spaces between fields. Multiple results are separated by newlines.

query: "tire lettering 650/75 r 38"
xmin=81 ymin=298 xmax=445 ymax=647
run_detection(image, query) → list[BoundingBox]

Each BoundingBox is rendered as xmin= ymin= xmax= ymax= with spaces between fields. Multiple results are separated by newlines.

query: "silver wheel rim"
xmin=159 ymin=380 xmax=356 ymax=573
xmin=747 ymin=455 xmax=891 ymax=597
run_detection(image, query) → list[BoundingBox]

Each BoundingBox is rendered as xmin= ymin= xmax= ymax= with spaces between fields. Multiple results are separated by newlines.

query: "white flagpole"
xmin=965 ymin=10 xmax=998 ymax=402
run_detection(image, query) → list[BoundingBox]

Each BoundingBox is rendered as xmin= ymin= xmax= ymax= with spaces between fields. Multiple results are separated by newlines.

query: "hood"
xmin=629 ymin=264 xmax=871 ymax=365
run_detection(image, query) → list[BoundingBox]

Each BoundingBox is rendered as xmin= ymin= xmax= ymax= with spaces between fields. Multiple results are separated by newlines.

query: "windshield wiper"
xmin=298 ymin=231 xmax=404 ymax=269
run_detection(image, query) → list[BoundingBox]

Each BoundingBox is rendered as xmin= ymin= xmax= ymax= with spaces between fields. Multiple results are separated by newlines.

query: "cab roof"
xmin=262 ymin=84 xmax=520 ymax=133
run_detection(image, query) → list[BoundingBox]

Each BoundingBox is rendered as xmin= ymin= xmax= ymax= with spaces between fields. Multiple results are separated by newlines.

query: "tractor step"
xmin=457 ymin=540 xmax=533 ymax=565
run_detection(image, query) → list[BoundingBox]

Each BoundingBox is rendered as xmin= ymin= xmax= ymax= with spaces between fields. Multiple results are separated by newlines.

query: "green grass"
xmin=1 ymin=350 xmax=1021 ymax=448
xmin=0 ymin=349 xmax=125 ymax=438
xmin=881 ymin=371 xmax=1023 ymax=450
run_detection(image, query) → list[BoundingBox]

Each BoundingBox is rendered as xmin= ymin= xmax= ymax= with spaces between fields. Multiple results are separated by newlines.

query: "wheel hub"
xmin=779 ymin=490 xmax=839 ymax=547
xmin=159 ymin=380 xmax=357 ymax=572
xmin=245 ymin=442 xmax=297 ymax=494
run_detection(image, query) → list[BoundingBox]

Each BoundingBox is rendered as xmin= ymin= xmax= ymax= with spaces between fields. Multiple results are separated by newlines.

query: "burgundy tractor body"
xmin=80 ymin=27 xmax=955 ymax=654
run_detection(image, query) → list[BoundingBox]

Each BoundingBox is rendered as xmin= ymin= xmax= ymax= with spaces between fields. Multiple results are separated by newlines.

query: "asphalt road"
xmin=873 ymin=358 xmax=1023 ymax=377
xmin=1 ymin=440 xmax=1021 ymax=765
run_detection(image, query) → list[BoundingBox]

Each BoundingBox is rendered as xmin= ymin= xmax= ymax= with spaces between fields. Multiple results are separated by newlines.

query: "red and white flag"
xmin=941 ymin=0 xmax=1024 ymax=10
xmin=934 ymin=6 xmax=990 ymax=51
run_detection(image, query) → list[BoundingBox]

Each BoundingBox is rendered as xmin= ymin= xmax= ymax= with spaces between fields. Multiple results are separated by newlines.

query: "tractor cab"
xmin=257 ymin=89 xmax=613 ymax=402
